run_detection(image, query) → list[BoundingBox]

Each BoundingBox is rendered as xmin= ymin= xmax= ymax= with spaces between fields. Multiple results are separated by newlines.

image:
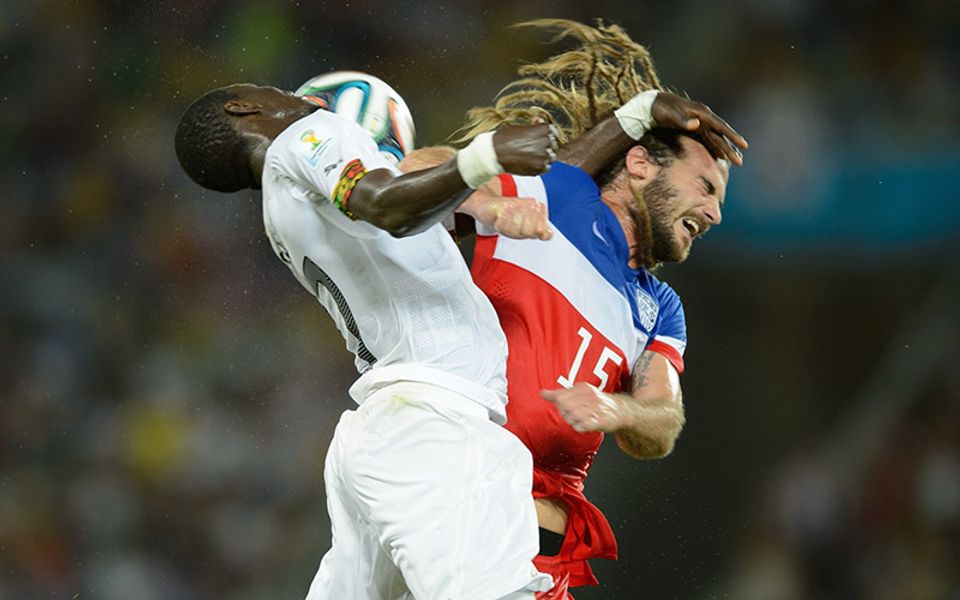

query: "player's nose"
xmin=703 ymin=198 xmax=722 ymax=226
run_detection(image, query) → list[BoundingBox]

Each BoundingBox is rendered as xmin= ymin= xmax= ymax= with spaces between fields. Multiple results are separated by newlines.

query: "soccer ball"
xmin=296 ymin=71 xmax=416 ymax=164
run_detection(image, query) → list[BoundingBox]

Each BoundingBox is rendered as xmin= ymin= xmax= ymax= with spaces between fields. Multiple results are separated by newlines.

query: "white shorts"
xmin=305 ymin=381 xmax=553 ymax=600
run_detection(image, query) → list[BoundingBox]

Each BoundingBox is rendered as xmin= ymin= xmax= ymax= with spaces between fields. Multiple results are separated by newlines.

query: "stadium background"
xmin=2 ymin=1 xmax=958 ymax=598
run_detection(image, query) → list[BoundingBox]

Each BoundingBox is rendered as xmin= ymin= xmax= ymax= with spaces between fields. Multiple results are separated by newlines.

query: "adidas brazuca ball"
xmin=296 ymin=71 xmax=416 ymax=164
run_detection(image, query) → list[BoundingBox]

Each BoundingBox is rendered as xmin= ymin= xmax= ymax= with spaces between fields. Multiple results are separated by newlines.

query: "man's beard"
xmin=630 ymin=170 xmax=687 ymax=266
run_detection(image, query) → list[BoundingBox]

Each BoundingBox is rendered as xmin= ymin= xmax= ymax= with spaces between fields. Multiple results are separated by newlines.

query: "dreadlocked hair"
xmin=453 ymin=18 xmax=663 ymax=145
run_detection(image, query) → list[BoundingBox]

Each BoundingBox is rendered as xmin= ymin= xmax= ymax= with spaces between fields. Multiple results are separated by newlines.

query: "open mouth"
xmin=681 ymin=217 xmax=701 ymax=238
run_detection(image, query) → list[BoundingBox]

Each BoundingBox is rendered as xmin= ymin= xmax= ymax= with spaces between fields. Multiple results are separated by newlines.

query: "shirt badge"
xmin=635 ymin=288 xmax=658 ymax=331
xmin=300 ymin=129 xmax=333 ymax=168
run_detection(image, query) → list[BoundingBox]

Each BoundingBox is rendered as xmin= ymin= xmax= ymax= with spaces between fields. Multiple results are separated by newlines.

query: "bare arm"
xmin=349 ymin=162 xmax=473 ymax=237
xmin=612 ymin=351 xmax=685 ymax=459
xmin=348 ymin=124 xmax=556 ymax=237
xmin=397 ymin=149 xmax=552 ymax=240
xmin=540 ymin=350 xmax=685 ymax=459
xmin=557 ymin=92 xmax=749 ymax=176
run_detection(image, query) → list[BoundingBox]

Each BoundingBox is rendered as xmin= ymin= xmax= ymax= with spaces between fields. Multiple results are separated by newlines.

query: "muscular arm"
xmin=541 ymin=350 xmax=685 ymax=460
xmin=348 ymin=124 xmax=556 ymax=238
xmin=397 ymin=151 xmax=552 ymax=240
xmin=349 ymin=162 xmax=473 ymax=237
xmin=555 ymin=117 xmax=636 ymax=176
xmin=612 ymin=350 xmax=685 ymax=459
xmin=557 ymin=92 xmax=748 ymax=176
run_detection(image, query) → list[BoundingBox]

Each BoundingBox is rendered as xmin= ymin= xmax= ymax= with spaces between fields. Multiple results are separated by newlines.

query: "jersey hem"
xmin=349 ymin=364 xmax=508 ymax=424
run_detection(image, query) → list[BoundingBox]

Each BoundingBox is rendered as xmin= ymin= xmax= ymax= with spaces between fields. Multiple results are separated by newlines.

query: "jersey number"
xmin=302 ymin=256 xmax=377 ymax=366
xmin=556 ymin=327 xmax=624 ymax=390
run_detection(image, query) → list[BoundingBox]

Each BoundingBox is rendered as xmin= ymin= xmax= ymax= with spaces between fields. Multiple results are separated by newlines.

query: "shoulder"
xmin=269 ymin=110 xmax=354 ymax=163
xmin=542 ymin=162 xmax=600 ymax=199
xmin=266 ymin=110 xmax=397 ymax=184
xmin=639 ymin=270 xmax=683 ymax=311
xmin=501 ymin=162 xmax=598 ymax=203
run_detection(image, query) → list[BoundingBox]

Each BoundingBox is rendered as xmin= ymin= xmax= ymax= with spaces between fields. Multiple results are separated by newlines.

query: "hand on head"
xmin=650 ymin=92 xmax=748 ymax=166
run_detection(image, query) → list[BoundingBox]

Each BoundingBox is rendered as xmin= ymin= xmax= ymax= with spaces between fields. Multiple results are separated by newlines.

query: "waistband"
xmin=351 ymin=373 xmax=503 ymax=423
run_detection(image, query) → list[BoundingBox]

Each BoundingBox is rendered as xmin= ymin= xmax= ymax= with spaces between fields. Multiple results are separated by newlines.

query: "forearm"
xmin=350 ymin=161 xmax=473 ymax=237
xmin=615 ymin=349 xmax=685 ymax=459
xmin=556 ymin=117 xmax=634 ymax=176
xmin=611 ymin=393 xmax=686 ymax=459
xmin=353 ymin=125 xmax=553 ymax=237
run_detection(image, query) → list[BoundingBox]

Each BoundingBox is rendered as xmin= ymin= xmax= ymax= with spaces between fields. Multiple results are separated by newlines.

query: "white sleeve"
xmin=272 ymin=112 xmax=400 ymax=206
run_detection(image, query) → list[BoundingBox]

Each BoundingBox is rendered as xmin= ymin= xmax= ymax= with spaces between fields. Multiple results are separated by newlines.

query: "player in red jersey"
xmin=403 ymin=19 xmax=747 ymax=598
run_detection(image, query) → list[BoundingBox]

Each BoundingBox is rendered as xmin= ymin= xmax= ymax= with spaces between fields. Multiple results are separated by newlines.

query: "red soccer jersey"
xmin=472 ymin=164 xmax=687 ymax=588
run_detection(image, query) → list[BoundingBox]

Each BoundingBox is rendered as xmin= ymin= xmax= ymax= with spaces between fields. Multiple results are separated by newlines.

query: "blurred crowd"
xmin=728 ymin=289 xmax=960 ymax=600
xmin=2 ymin=1 xmax=958 ymax=598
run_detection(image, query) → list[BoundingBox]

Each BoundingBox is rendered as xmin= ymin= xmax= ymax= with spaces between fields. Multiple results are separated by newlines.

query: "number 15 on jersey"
xmin=556 ymin=327 xmax=625 ymax=391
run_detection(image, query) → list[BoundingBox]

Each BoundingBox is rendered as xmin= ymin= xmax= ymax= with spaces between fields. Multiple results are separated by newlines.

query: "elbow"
xmin=361 ymin=194 xmax=420 ymax=237
xmin=616 ymin=431 xmax=680 ymax=460
xmin=383 ymin=220 xmax=419 ymax=238
xmin=616 ymin=408 xmax=686 ymax=460
xmin=379 ymin=212 xmax=431 ymax=238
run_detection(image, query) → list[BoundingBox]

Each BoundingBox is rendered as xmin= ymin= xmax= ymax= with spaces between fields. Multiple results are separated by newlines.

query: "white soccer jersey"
xmin=261 ymin=109 xmax=509 ymax=422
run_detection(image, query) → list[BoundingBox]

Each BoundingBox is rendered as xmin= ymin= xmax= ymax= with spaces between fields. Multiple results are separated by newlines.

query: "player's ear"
xmin=224 ymin=100 xmax=263 ymax=116
xmin=625 ymin=145 xmax=657 ymax=183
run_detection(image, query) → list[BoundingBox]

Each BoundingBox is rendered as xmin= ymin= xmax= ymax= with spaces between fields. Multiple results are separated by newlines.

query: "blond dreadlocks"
xmin=454 ymin=19 xmax=664 ymax=145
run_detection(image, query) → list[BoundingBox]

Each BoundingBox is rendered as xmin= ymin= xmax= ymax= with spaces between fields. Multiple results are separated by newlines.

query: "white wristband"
xmin=613 ymin=90 xmax=660 ymax=140
xmin=457 ymin=131 xmax=504 ymax=189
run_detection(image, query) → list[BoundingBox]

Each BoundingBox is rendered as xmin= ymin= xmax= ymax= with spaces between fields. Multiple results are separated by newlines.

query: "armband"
xmin=331 ymin=159 xmax=367 ymax=220
xmin=456 ymin=131 xmax=503 ymax=189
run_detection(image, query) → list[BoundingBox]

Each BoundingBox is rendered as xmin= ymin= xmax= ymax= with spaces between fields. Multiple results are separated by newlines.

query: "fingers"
xmin=702 ymin=127 xmax=743 ymax=166
xmin=540 ymin=389 xmax=558 ymax=402
xmin=543 ymin=124 xmax=560 ymax=171
xmin=655 ymin=93 xmax=748 ymax=165
xmin=493 ymin=123 xmax=560 ymax=176
xmin=539 ymin=385 xmax=610 ymax=433
xmin=494 ymin=198 xmax=552 ymax=240
xmin=695 ymin=109 xmax=748 ymax=149
xmin=553 ymin=400 xmax=601 ymax=433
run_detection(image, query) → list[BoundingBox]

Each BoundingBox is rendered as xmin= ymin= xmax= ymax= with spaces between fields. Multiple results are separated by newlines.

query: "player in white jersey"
xmin=174 ymin=83 xmax=558 ymax=599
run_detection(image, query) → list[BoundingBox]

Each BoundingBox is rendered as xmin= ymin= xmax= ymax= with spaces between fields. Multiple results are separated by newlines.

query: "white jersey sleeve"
xmin=269 ymin=109 xmax=400 ymax=218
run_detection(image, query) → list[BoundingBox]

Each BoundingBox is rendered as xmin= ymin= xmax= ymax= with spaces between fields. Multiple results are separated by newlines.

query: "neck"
xmin=601 ymin=186 xmax=641 ymax=268
xmin=601 ymin=182 xmax=656 ymax=271
xmin=242 ymin=103 xmax=316 ymax=188
xmin=244 ymin=133 xmax=272 ymax=188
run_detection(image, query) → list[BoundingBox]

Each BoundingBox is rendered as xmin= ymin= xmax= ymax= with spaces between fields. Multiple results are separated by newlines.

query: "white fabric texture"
xmin=262 ymin=109 xmax=509 ymax=422
xmin=305 ymin=382 xmax=553 ymax=600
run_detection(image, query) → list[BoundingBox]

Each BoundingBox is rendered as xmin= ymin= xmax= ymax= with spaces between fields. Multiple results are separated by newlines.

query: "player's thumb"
xmin=540 ymin=389 xmax=559 ymax=402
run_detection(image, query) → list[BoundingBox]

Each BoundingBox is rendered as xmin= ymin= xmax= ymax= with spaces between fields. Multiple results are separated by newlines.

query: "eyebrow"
xmin=699 ymin=175 xmax=716 ymax=196
xmin=698 ymin=175 xmax=724 ymax=206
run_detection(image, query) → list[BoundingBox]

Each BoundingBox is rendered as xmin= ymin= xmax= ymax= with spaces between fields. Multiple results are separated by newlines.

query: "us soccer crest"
xmin=635 ymin=288 xmax=658 ymax=331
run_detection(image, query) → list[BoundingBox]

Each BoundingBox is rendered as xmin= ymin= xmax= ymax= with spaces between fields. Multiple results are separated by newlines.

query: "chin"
xmin=653 ymin=237 xmax=690 ymax=264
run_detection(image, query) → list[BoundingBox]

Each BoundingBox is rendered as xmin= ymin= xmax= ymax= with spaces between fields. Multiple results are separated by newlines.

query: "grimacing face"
xmin=637 ymin=136 xmax=728 ymax=263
